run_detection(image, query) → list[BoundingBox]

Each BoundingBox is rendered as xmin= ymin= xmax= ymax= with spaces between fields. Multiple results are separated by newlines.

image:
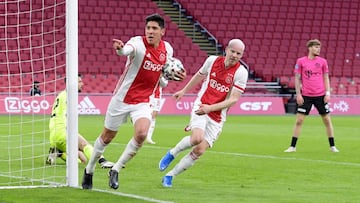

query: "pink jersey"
xmin=196 ymin=56 xmax=248 ymax=123
xmin=113 ymin=36 xmax=173 ymax=104
xmin=294 ymin=56 xmax=329 ymax=97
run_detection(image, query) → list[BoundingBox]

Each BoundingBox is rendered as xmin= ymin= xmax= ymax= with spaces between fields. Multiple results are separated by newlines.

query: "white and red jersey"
xmin=195 ymin=56 xmax=248 ymax=123
xmin=113 ymin=36 xmax=173 ymax=104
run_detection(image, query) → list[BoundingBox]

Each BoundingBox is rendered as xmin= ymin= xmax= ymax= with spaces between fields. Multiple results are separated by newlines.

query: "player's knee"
xmin=322 ymin=115 xmax=331 ymax=125
xmin=101 ymin=129 xmax=117 ymax=144
xmin=135 ymin=129 xmax=148 ymax=139
xmin=295 ymin=117 xmax=305 ymax=126
xmin=192 ymin=146 xmax=206 ymax=157
xmin=191 ymin=135 xmax=204 ymax=146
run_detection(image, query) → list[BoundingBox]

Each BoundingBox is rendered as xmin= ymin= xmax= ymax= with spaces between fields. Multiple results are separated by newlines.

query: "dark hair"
xmin=306 ymin=39 xmax=321 ymax=48
xmin=33 ymin=81 xmax=40 ymax=88
xmin=146 ymin=13 xmax=165 ymax=28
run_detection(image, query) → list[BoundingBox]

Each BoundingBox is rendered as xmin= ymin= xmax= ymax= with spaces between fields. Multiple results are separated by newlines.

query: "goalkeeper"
xmin=46 ymin=75 xmax=114 ymax=168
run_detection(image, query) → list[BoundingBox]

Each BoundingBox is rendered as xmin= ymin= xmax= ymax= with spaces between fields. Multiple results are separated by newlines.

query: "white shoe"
xmin=284 ymin=146 xmax=296 ymax=152
xmin=330 ymin=146 xmax=339 ymax=152
xmin=100 ymin=160 xmax=114 ymax=168
xmin=146 ymin=138 xmax=156 ymax=144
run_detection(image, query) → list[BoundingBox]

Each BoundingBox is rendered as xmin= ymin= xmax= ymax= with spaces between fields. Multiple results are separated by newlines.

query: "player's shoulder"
xmin=130 ymin=36 xmax=142 ymax=41
xmin=127 ymin=36 xmax=143 ymax=44
xmin=316 ymin=56 xmax=327 ymax=62
xmin=163 ymin=40 xmax=173 ymax=51
xmin=207 ymin=55 xmax=219 ymax=62
xmin=297 ymin=56 xmax=308 ymax=61
xmin=296 ymin=56 xmax=308 ymax=64
xmin=239 ymin=59 xmax=249 ymax=72
xmin=57 ymin=90 xmax=67 ymax=99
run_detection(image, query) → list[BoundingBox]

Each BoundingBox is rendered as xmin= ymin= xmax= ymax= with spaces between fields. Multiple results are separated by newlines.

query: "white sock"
xmin=147 ymin=119 xmax=156 ymax=140
xmin=112 ymin=137 xmax=140 ymax=172
xmin=167 ymin=151 xmax=198 ymax=177
xmin=169 ymin=136 xmax=192 ymax=157
xmin=85 ymin=136 xmax=106 ymax=174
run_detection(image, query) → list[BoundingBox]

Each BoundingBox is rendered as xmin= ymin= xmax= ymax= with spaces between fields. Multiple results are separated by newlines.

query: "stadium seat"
xmin=2 ymin=0 xmax=358 ymax=94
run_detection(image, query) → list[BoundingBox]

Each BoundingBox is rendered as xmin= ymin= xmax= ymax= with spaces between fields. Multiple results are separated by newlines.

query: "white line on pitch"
xmin=115 ymin=143 xmax=360 ymax=167
xmin=209 ymin=151 xmax=360 ymax=167
xmin=91 ymin=188 xmax=174 ymax=203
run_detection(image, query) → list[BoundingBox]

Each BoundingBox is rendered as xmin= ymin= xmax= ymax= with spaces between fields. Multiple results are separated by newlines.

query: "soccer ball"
xmin=162 ymin=57 xmax=185 ymax=81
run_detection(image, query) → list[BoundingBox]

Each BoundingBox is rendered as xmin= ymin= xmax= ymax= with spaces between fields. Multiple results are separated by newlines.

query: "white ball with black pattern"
xmin=162 ymin=57 xmax=185 ymax=81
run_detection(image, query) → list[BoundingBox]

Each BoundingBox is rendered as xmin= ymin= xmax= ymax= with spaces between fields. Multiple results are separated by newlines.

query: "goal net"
xmin=0 ymin=0 xmax=78 ymax=188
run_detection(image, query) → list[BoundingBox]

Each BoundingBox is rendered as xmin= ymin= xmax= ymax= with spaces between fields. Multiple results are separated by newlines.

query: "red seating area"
xmin=77 ymin=0 xmax=208 ymax=94
xmin=179 ymin=0 xmax=360 ymax=88
xmin=2 ymin=0 xmax=360 ymax=95
xmin=1 ymin=0 xmax=207 ymax=94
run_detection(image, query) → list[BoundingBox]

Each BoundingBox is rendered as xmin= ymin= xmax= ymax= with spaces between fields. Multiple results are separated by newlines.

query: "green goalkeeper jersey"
xmin=49 ymin=90 xmax=67 ymax=130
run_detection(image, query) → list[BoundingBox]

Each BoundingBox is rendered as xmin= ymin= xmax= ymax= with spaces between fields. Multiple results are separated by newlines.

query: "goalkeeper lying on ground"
xmin=46 ymin=74 xmax=114 ymax=168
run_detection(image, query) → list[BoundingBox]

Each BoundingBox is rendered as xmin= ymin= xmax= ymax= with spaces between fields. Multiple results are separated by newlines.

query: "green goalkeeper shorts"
xmin=49 ymin=127 xmax=67 ymax=152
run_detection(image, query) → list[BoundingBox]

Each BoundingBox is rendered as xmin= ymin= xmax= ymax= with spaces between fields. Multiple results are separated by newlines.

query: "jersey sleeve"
xmin=198 ymin=55 xmax=217 ymax=75
xmin=294 ymin=58 xmax=302 ymax=75
xmin=233 ymin=66 xmax=248 ymax=93
xmin=322 ymin=58 xmax=329 ymax=74
xmin=116 ymin=36 xmax=139 ymax=56
xmin=159 ymin=76 xmax=168 ymax=88
xmin=164 ymin=41 xmax=174 ymax=59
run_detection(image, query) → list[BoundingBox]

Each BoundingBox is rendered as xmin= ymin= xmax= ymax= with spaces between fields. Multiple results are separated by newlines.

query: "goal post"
xmin=66 ymin=0 xmax=78 ymax=188
xmin=0 ymin=0 xmax=78 ymax=188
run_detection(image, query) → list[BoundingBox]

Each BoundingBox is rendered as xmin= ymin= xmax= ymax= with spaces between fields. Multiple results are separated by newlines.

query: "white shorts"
xmin=188 ymin=112 xmax=223 ymax=148
xmin=149 ymin=95 xmax=162 ymax=112
xmin=104 ymin=97 xmax=152 ymax=131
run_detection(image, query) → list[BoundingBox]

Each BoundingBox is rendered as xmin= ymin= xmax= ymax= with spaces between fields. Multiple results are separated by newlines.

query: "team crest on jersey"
xmin=225 ymin=74 xmax=233 ymax=84
xmin=315 ymin=63 xmax=321 ymax=68
xmin=159 ymin=53 xmax=166 ymax=62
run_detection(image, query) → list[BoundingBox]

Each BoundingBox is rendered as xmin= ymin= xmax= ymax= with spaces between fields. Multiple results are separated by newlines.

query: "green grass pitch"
xmin=0 ymin=115 xmax=359 ymax=203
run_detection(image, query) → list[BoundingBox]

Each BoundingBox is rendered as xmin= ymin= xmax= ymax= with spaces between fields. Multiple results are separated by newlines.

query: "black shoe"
xmin=108 ymin=170 xmax=119 ymax=189
xmin=82 ymin=169 xmax=93 ymax=189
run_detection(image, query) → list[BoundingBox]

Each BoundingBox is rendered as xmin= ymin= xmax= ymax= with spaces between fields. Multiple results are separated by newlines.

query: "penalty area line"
xmin=211 ymin=151 xmax=360 ymax=167
xmin=91 ymin=188 xmax=174 ymax=203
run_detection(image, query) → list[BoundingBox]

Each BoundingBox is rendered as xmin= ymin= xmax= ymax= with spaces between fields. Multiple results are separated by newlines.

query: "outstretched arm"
xmin=113 ymin=38 xmax=134 ymax=56
xmin=173 ymin=71 xmax=206 ymax=101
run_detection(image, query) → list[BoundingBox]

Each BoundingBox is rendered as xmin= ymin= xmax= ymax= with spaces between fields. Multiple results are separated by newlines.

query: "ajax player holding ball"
xmin=81 ymin=13 xmax=186 ymax=190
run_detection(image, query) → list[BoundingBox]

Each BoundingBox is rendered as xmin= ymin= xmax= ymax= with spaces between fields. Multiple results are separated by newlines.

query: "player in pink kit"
xmin=284 ymin=39 xmax=339 ymax=153
xmin=158 ymin=39 xmax=248 ymax=187
xmin=81 ymin=13 xmax=186 ymax=190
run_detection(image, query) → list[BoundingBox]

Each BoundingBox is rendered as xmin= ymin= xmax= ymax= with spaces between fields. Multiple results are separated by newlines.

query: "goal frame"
xmin=65 ymin=0 xmax=79 ymax=188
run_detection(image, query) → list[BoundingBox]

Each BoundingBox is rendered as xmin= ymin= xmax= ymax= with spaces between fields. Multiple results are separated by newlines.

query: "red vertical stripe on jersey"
xmin=201 ymin=57 xmax=241 ymax=122
xmin=123 ymin=38 xmax=167 ymax=104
